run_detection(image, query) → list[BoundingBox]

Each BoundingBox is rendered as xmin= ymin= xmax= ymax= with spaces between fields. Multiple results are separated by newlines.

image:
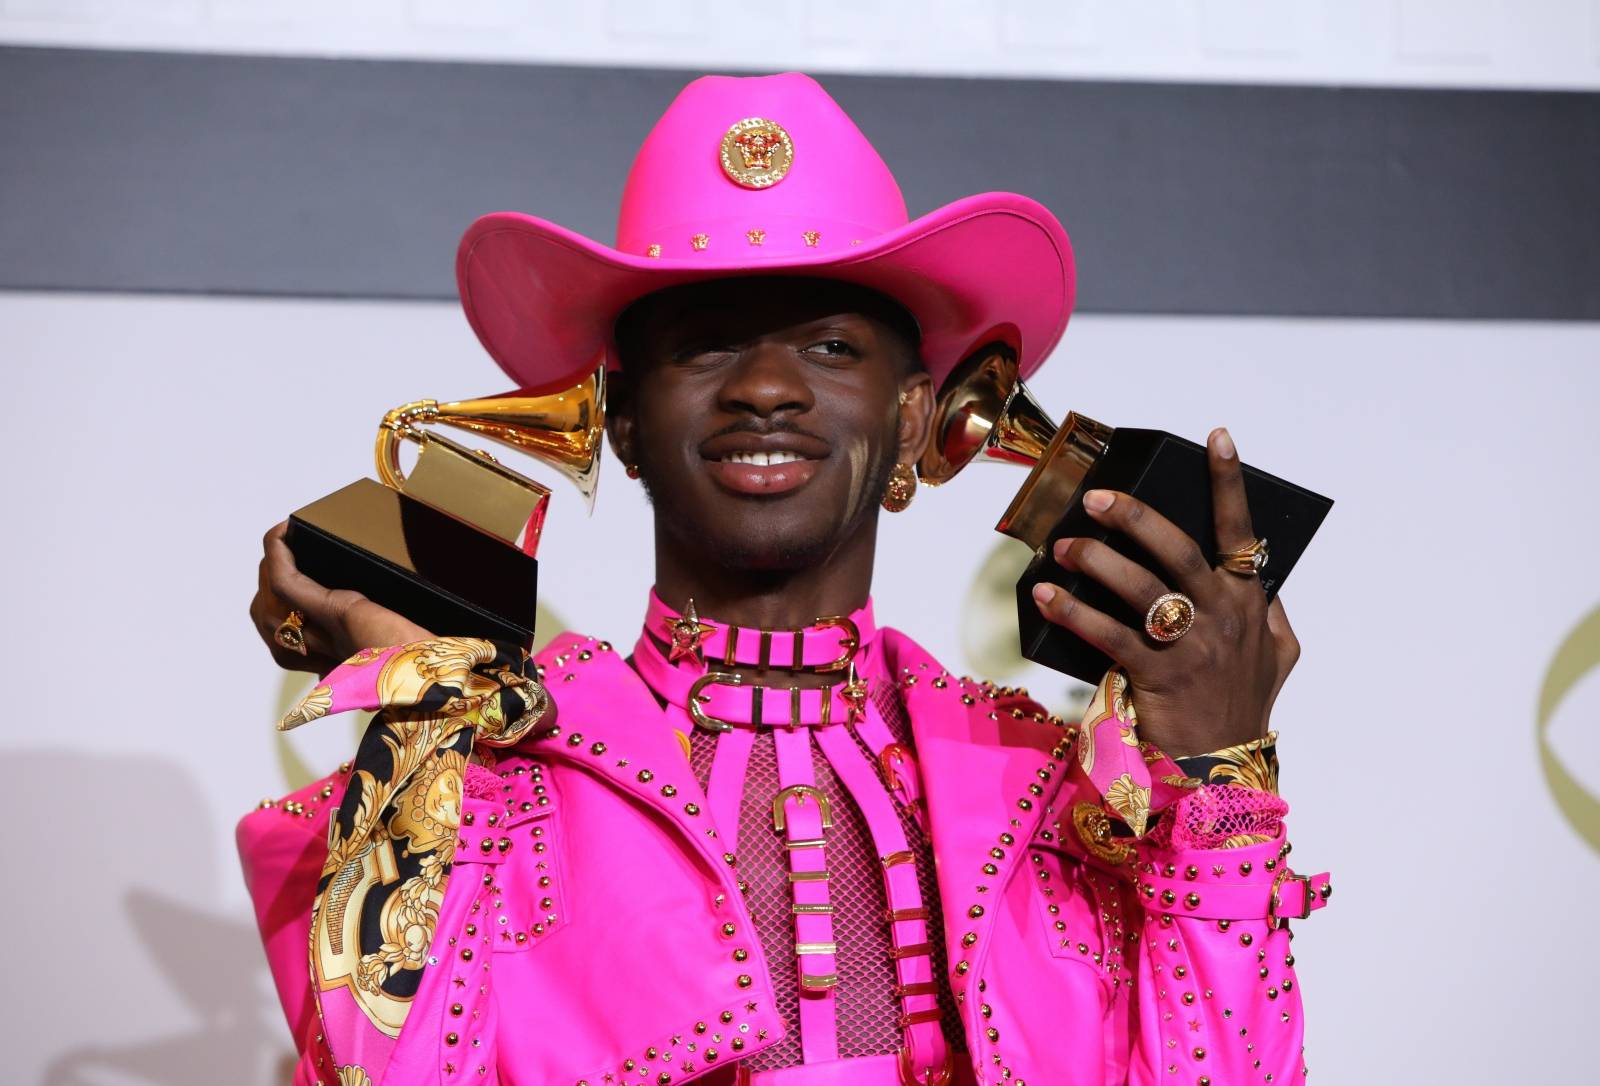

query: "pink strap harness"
xmin=631 ymin=599 xmax=952 ymax=1085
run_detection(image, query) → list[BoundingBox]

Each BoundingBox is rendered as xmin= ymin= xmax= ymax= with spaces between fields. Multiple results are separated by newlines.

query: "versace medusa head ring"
xmin=1144 ymin=592 xmax=1196 ymax=643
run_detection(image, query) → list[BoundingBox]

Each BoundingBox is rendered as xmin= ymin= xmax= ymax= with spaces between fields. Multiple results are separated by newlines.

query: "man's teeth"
xmin=721 ymin=450 xmax=806 ymax=467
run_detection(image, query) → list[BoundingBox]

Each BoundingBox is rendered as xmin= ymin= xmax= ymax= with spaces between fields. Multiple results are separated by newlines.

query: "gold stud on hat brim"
xmin=720 ymin=117 xmax=794 ymax=189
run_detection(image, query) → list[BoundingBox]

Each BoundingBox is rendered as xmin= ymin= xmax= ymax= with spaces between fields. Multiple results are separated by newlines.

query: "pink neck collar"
xmin=631 ymin=590 xmax=880 ymax=730
xmin=640 ymin=588 xmax=876 ymax=674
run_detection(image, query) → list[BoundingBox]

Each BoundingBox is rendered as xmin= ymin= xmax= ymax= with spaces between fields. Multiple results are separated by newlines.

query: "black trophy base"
xmin=1016 ymin=429 xmax=1332 ymax=684
xmin=286 ymin=478 xmax=538 ymax=650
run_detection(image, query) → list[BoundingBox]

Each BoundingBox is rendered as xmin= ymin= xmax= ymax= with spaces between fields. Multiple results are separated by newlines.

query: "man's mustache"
xmin=701 ymin=419 xmax=830 ymax=443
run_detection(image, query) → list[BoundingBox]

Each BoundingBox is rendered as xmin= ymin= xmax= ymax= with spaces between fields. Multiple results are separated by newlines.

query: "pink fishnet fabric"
xmin=1164 ymin=785 xmax=1287 ymax=851
xmin=686 ymin=685 xmax=963 ymax=1071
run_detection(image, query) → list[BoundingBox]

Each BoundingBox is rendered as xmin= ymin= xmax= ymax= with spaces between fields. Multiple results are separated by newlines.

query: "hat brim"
xmin=455 ymin=191 xmax=1074 ymax=394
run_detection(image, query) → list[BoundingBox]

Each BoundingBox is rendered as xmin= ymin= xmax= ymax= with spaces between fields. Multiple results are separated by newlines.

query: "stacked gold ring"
xmin=1218 ymin=537 xmax=1269 ymax=576
xmin=274 ymin=609 xmax=308 ymax=654
xmin=1144 ymin=592 xmax=1196 ymax=643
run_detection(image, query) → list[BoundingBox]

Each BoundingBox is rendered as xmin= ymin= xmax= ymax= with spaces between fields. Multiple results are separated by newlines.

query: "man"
xmin=243 ymin=73 xmax=1329 ymax=1085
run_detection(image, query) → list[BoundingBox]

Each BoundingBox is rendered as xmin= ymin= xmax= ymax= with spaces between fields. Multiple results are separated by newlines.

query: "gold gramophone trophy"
xmin=285 ymin=369 xmax=604 ymax=649
xmin=920 ymin=344 xmax=1332 ymax=684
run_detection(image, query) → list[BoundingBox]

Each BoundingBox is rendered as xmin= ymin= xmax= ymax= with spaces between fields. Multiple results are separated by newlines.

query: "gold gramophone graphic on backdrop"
xmin=919 ymin=343 xmax=1334 ymax=684
xmin=285 ymin=368 xmax=604 ymax=649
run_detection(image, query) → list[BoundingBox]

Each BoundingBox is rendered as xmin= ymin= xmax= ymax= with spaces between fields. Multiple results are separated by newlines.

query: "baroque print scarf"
xmin=279 ymin=637 xmax=550 ymax=1081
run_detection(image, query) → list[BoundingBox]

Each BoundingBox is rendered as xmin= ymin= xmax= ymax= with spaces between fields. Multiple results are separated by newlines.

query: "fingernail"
xmin=1212 ymin=427 xmax=1236 ymax=459
xmin=1032 ymin=583 xmax=1057 ymax=606
xmin=1053 ymin=538 xmax=1075 ymax=564
xmin=1083 ymin=489 xmax=1113 ymax=513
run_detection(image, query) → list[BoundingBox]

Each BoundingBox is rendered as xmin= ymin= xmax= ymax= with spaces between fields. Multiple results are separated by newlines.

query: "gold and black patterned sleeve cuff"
xmin=1171 ymin=731 xmax=1280 ymax=796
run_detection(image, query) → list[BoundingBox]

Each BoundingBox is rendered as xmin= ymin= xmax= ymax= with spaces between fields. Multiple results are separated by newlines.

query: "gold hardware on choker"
xmin=840 ymin=663 xmax=870 ymax=725
xmin=685 ymin=672 xmax=841 ymax=732
xmin=812 ymin=615 xmax=861 ymax=673
xmin=687 ymin=671 xmax=742 ymax=732
xmin=667 ymin=597 xmax=715 ymax=664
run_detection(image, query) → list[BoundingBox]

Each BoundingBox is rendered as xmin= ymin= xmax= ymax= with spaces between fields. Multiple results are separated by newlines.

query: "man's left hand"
xmin=1030 ymin=427 xmax=1300 ymax=758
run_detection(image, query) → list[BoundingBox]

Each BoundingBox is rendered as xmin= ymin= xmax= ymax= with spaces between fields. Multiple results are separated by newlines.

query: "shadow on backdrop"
xmin=18 ymin=750 xmax=293 ymax=1086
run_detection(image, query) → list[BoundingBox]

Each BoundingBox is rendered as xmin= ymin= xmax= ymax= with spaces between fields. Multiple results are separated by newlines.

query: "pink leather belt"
xmin=632 ymin=644 xmax=859 ymax=730
xmin=1135 ymin=864 xmax=1332 ymax=926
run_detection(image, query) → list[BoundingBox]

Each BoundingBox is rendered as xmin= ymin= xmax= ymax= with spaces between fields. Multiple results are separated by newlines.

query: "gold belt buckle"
xmin=811 ymin=614 xmax=861 ymax=673
xmin=772 ymin=784 xmax=834 ymax=832
xmin=686 ymin=671 xmax=743 ymax=733
xmin=1268 ymin=869 xmax=1312 ymax=929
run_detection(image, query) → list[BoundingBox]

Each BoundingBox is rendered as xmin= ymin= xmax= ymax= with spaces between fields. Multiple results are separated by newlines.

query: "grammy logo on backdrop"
xmin=919 ymin=344 xmax=1334 ymax=684
xmin=285 ymin=369 xmax=604 ymax=650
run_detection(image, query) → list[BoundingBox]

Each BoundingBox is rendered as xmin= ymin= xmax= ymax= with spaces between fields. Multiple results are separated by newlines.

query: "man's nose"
xmin=717 ymin=342 xmax=814 ymax=419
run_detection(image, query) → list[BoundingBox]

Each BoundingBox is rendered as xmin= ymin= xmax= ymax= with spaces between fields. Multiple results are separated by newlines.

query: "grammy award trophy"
xmin=284 ymin=369 xmax=604 ymax=650
xmin=919 ymin=345 xmax=1333 ymax=684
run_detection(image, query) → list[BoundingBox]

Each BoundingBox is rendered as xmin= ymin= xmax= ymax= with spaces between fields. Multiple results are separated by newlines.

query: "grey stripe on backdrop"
xmin=0 ymin=46 xmax=1595 ymax=319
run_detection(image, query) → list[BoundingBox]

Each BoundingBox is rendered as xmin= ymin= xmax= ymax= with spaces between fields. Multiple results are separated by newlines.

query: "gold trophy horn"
xmin=917 ymin=343 xmax=1110 ymax=550
xmin=375 ymin=366 xmax=605 ymax=509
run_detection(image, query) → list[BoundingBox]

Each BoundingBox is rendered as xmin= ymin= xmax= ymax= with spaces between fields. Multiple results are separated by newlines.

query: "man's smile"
xmin=698 ymin=430 xmax=830 ymax=497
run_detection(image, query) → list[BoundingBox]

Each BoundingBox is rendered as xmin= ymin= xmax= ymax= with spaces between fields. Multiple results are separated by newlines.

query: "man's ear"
xmin=605 ymin=370 xmax=637 ymax=469
xmin=893 ymin=371 xmax=936 ymax=468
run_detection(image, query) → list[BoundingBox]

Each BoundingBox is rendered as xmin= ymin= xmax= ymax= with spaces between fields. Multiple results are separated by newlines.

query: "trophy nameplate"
xmin=921 ymin=346 xmax=1333 ymax=685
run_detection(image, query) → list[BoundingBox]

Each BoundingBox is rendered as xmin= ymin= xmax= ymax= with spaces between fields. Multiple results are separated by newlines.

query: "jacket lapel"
xmin=528 ymin=635 xmax=730 ymax=877
xmin=889 ymin=631 xmax=1072 ymax=1007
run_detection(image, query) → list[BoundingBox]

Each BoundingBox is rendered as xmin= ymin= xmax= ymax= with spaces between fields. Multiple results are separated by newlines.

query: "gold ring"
xmin=274 ymin=609 xmax=307 ymax=654
xmin=1217 ymin=537 xmax=1269 ymax=576
xmin=1144 ymin=592 xmax=1196 ymax=643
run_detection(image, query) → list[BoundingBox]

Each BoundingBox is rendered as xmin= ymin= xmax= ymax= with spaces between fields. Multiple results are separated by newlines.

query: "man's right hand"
xmin=249 ymin=521 xmax=433 ymax=675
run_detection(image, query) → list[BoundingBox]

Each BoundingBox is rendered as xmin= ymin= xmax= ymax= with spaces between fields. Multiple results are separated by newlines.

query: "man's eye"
xmin=674 ymin=343 xmax=732 ymax=363
xmin=806 ymin=339 xmax=855 ymax=358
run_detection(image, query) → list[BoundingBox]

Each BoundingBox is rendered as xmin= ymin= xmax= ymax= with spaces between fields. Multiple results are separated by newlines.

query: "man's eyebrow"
xmin=658 ymin=308 xmax=872 ymax=339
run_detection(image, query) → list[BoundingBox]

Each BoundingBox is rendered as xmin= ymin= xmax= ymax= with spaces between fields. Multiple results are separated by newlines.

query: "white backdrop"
xmin=4 ymin=289 xmax=1598 ymax=1083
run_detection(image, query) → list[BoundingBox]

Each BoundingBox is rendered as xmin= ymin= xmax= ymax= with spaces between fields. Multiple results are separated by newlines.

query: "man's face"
xmin=609 ymin=278 xmax=932 ymax=574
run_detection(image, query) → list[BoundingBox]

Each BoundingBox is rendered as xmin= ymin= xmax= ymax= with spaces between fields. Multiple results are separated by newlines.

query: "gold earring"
xmin=881 ymin=462 xmax=917 ymax=512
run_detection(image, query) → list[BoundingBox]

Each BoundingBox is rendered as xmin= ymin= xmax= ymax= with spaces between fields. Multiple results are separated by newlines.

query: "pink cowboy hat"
xmin=456 ymin=72 xmax=1075 ymax=393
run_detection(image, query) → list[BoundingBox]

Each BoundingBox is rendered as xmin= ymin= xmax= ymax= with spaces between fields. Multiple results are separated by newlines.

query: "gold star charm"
xmin=667 ymin=598 xmax=716 ymax=664
xmin=840 ymin=662 xmax=870 ymax=726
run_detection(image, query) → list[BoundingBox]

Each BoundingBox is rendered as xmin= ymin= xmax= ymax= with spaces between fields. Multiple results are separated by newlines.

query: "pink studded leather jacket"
xmin=239 ymin=604 xmax=1330 ymax=1086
